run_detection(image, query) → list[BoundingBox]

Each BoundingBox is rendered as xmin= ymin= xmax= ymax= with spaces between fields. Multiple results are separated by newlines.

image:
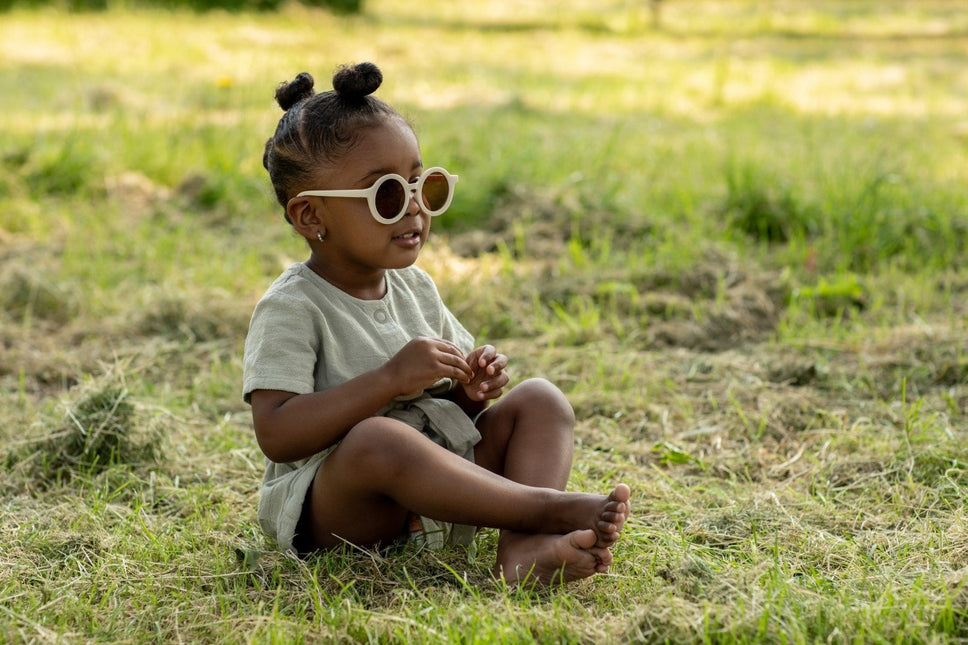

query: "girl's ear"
xmin=287 ymin=197 xmax=326 ymax=243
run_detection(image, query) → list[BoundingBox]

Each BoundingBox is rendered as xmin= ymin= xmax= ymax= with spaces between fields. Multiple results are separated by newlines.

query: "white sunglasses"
xmin=296 ymin=167 xmax=459 ymax=225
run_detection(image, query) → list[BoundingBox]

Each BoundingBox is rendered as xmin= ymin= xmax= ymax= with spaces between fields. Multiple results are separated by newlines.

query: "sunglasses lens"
xmin=421 ymin=172 xmax=451 ymax=213
xmin=374 ymin=178 xmax=406 ymax=221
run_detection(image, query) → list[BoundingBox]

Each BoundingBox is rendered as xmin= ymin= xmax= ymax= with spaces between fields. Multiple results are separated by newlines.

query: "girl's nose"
xmin=405 ymin=188 xmax=422 ymax=216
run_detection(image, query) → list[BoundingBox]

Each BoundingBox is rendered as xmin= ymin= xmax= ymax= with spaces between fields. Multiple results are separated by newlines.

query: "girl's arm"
xmin=250 ymin=337 xmax=473 ymax=463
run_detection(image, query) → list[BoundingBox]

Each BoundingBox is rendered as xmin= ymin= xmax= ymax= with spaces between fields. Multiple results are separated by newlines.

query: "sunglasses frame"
xmin=296 ymin=167 xmax=459 ymax=225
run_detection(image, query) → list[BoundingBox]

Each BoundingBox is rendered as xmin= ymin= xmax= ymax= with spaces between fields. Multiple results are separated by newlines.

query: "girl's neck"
xmin=305 ymin=255 xmax=387 ymax=300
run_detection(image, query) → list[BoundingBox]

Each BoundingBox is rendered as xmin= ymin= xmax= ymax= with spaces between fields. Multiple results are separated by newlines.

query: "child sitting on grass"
xmin=243 ymin=62 xmax=630 ymax=584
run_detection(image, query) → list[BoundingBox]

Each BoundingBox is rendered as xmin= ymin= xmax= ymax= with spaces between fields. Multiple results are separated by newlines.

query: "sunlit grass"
xmin=1 ymin=0 xmax=967 ymax=641
xmin=4 ymin=2 xmax=965 ymax=282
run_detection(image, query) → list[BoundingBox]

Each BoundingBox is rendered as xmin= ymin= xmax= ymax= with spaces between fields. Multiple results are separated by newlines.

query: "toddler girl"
xmin=244 ymin=62 xmax=630 ymax=584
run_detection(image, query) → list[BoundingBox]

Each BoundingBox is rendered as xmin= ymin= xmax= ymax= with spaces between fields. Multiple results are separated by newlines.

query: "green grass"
xmin=2 ymin=0 xmax=967 ymax=641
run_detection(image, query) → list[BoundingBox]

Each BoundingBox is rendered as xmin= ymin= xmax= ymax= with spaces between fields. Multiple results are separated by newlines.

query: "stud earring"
xmin=316 ymin=231 xmax=325 ymax=243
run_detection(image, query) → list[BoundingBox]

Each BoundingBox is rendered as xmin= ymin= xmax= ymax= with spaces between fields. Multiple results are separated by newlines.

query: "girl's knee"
xmin=336 ymin=417 xmax=418 ymax=471
xmin=513 ymin=378 xmax=575 ymax=426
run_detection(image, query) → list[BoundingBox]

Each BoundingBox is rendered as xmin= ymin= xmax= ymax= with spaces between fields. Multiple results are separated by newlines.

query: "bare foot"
xmin=593 ymin=483 xmax=631 ymax=548
xmin=494 ymin=529 xmax=613 ymax=586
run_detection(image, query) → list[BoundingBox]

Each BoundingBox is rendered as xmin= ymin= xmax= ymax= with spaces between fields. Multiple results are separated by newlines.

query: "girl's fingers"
xmin=476 ymin=344 xmax=496 ymax=367
xmin=478 ymin=386 xmax=504 ymax=401
xmin=485 ymin=353 xmax=509 ymax=375
xmin=439 ymin=348 xmax=472 ymax=381
xmin=431 ymin=339 xmax=470 ymax=365
xmin=436 ymin=339 xmax=467 ymax=359
xmin=475 ymin=370 xmax=510 ymax=399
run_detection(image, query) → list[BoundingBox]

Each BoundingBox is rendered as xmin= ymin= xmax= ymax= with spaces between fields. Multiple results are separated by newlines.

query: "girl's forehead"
xmin=356 ymin=117 xmax=419 ymax=155
xmin=330 ymin=119 xmax=421 ymax=177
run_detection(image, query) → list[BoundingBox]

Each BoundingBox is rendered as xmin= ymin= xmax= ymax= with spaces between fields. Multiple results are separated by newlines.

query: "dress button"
xmin=374 ymin=309 xmax=389 ymax=323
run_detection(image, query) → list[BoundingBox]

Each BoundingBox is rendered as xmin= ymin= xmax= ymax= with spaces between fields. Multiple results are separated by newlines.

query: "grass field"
xmin=1 ymin=0 xmax=967 ymax=641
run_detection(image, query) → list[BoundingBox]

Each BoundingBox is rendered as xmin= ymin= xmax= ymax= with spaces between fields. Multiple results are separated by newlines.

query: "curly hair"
xmin=262 ymin=62 xmax=403 ymax=223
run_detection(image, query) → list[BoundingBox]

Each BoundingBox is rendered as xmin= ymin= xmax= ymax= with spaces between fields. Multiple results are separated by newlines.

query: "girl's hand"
xmin=385 ymin=337 xmax=473 ymax=397
xmin=461 ymin=345 xmax=509 ymax=402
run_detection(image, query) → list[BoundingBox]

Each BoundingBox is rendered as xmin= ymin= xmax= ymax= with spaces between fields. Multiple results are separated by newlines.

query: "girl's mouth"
xmin=392 ymin=231 xmax=422 ymax=246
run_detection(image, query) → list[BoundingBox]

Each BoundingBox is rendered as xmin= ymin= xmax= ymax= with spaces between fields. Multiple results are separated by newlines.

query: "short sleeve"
xmin=242 ymin=290 xmax=320 ymax=403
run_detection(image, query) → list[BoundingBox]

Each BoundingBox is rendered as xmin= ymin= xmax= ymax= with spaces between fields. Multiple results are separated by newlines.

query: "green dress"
xmin=243 ymin=263 xmax=479 ymax=552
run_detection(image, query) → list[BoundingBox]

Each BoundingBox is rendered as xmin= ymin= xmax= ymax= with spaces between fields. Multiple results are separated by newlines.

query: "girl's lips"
xmin=392 ymin=231 xmax=422 ymax=246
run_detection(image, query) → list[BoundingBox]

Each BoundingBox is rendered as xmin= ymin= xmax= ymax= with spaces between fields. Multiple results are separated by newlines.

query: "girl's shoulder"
xmin=253 ymin=263 xmax=334 ymax=315
xmin=262 ymin=263 xmax=331 ymax=298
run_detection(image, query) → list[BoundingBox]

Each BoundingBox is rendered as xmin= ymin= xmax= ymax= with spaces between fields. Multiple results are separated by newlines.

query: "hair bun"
xmin=275 ymin=72 xmax=315 ymax=111
xmin=332 ymin=62 xmax=383 ymax=100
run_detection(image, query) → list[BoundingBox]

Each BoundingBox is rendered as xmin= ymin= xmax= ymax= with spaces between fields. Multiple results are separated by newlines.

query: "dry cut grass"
xmin=0 ymin=0 xmax=967 ymax=642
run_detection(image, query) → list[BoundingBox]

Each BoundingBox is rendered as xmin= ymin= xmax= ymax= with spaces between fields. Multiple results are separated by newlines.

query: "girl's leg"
xmin=298 ymin=414 xmax=628 ymax=552
xmin=472 ymin=378 xmax=630 ymax=582
xmin=472 ymin=378 xmax=575 ymax=489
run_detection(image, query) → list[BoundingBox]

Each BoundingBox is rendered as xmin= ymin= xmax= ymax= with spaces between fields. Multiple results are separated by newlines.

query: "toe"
xmin=569 ymin=529 xmax=598 ymax=550
xmin=611 ymin=483 xmax=631 ymax=504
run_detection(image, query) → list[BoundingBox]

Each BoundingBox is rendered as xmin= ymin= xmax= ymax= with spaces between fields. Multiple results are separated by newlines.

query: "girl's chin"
xmin=385 ymin=247 xmax=422 ymax=268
